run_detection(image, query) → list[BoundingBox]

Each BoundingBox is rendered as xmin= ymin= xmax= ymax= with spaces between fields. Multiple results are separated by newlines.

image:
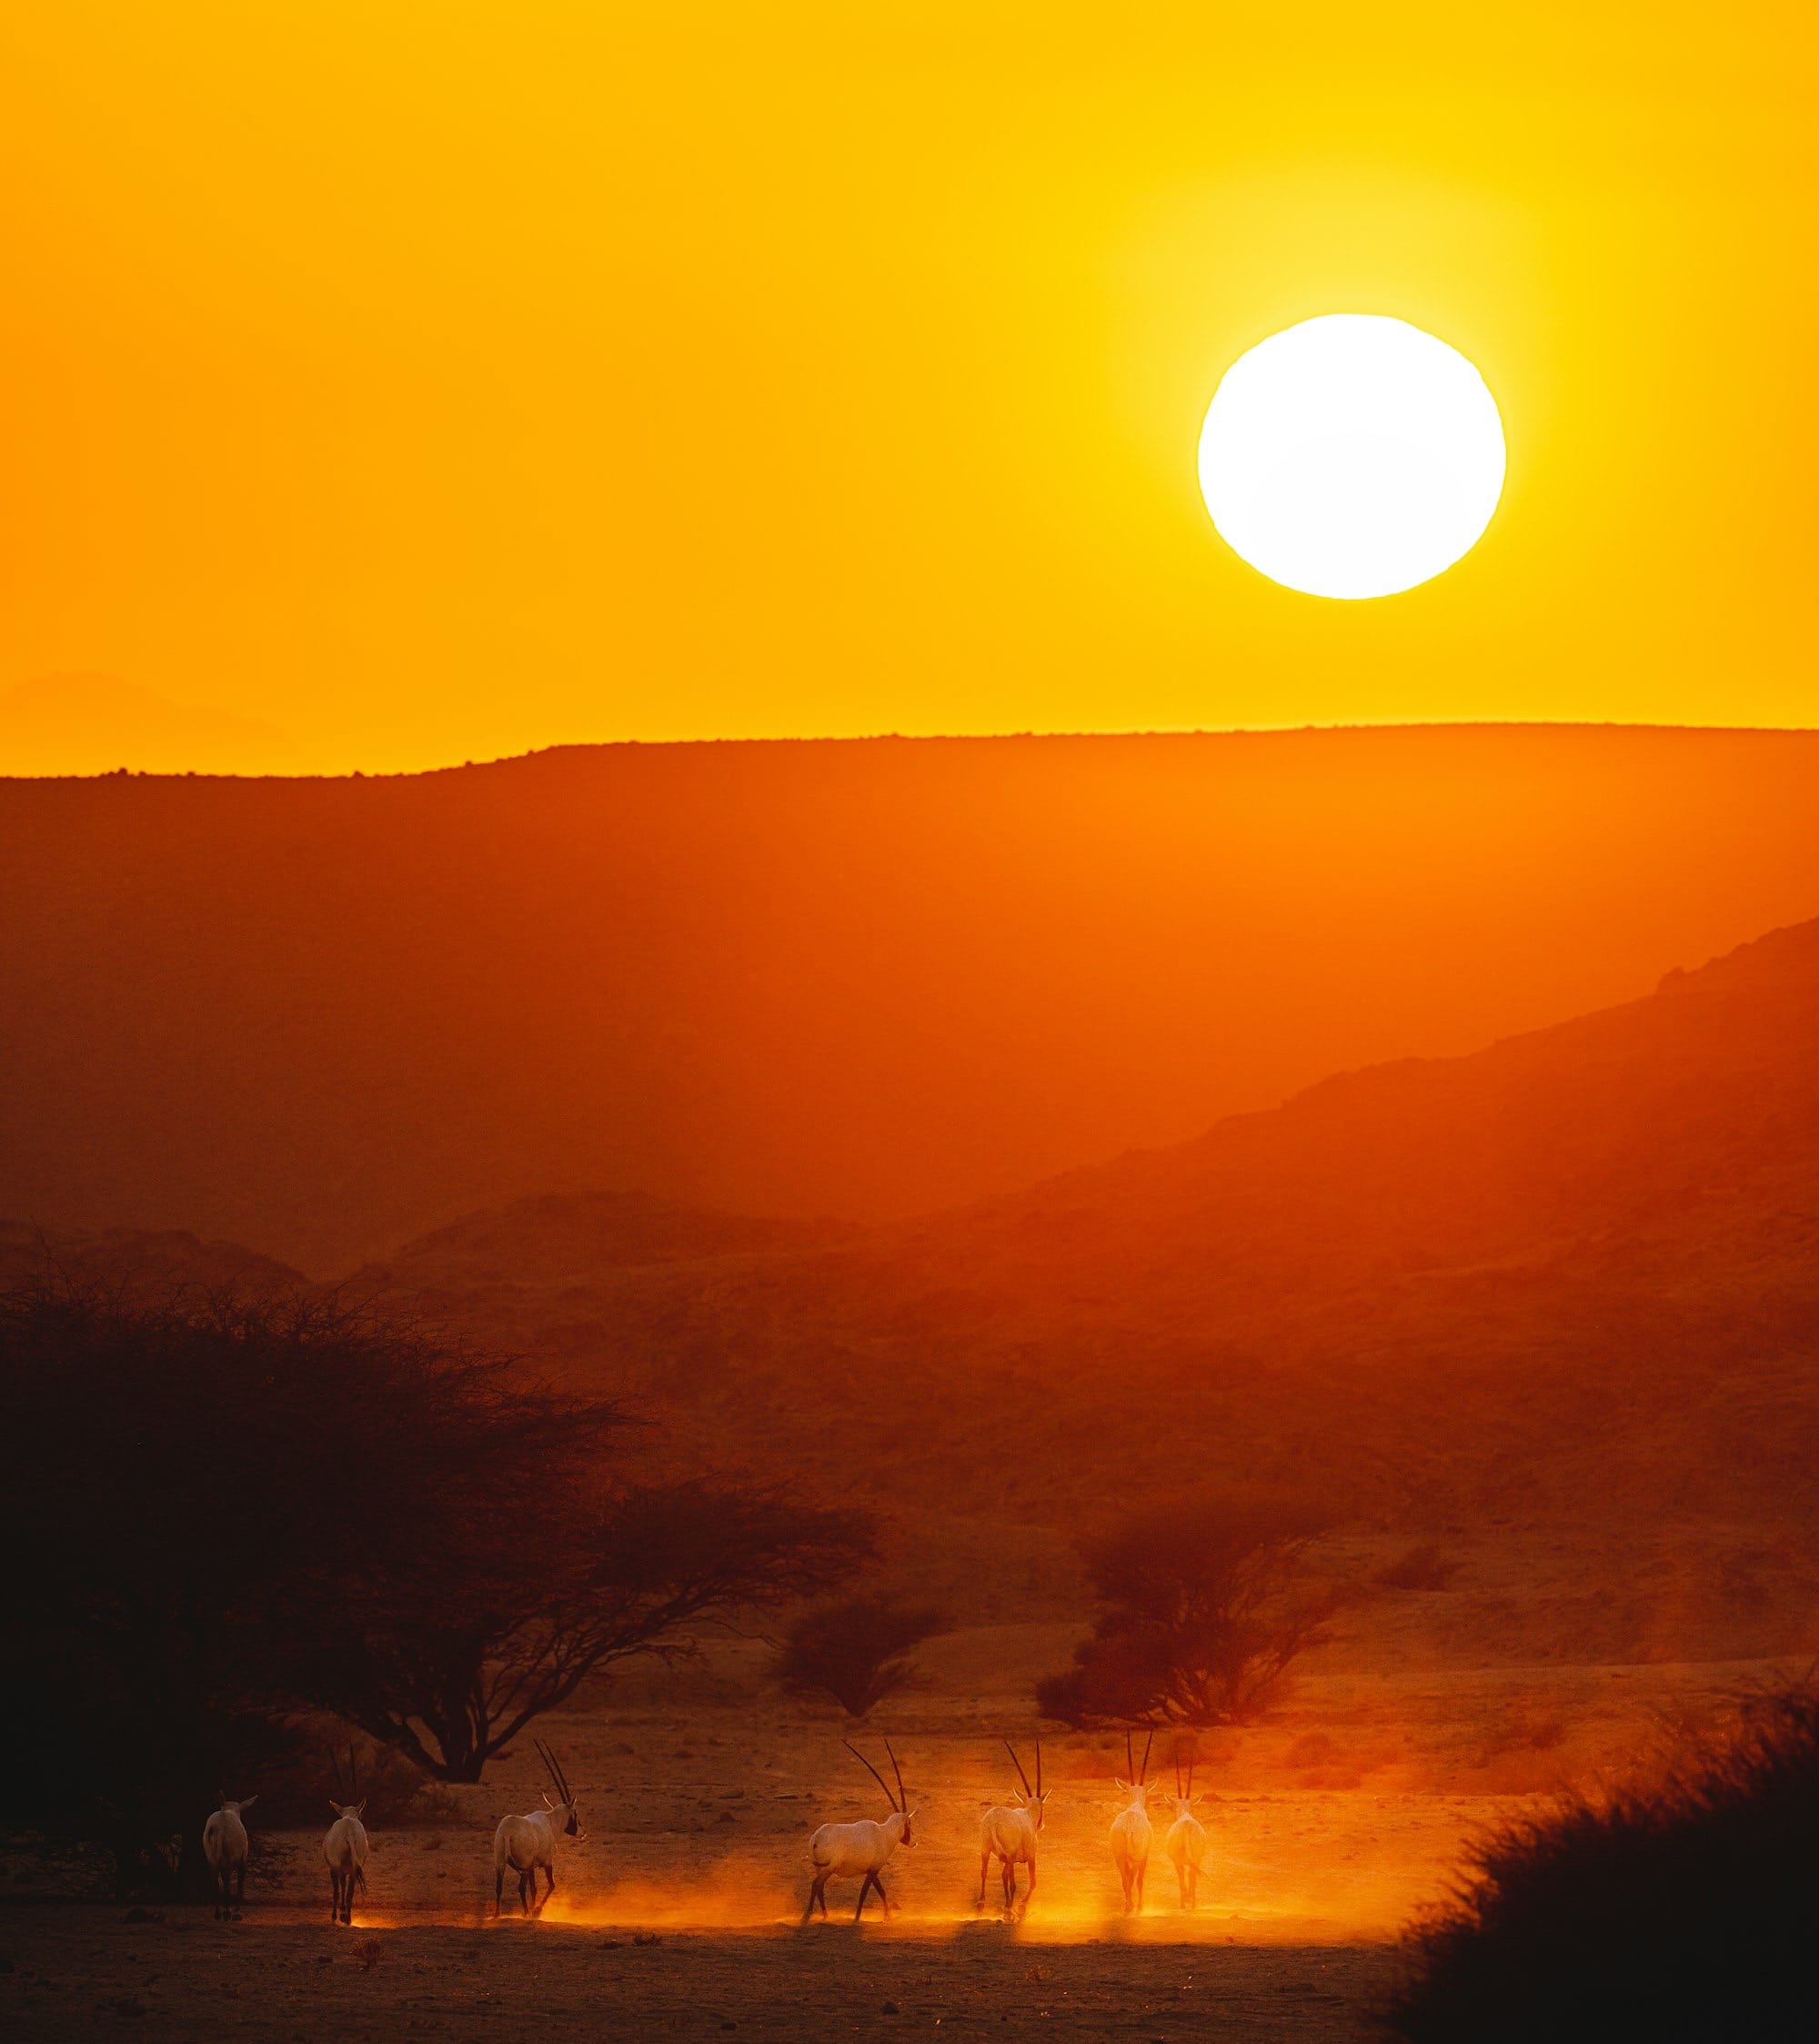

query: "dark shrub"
xmin=1036 ymin=1496 xmax=1340 ymax=1727
xmin=1389 ymin=1686 xmax=1819 ymax=2044
xmin=773 ymin=1599 xmax=946 ymax=1717
xmin=1374 ymin=1542 xmax=1460 ymax=1593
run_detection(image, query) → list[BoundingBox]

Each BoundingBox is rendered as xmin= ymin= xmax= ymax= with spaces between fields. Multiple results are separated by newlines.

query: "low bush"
xmin=1389 ymin=1686 xmax=1819 ymax=2044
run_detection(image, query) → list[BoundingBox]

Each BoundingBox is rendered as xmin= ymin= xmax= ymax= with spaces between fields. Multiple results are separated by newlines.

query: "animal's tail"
xmin=355 ymin=1867 xmax=369 ymax=1896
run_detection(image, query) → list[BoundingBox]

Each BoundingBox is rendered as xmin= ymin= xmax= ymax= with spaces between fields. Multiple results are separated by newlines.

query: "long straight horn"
xmin=330 ymin=1748 xmax=344 ymax=1800
xmin=1035 ymin=1738 xmax=1042 ymax=1798
xmin=349 ymin=1745 xmax=359 ymax=1799
xmin=535 ymin=1738 xmax=570 ymax=1804
xmin=1004 ymin=1739 xmax=1032 ymax=1798
xmin=844 ymin=1740 xmax=898 ymax=1810
xmin=1140 ymin=1730 xmax=1153 ymax=1785
xmin=1175 ymin=1748 xmax=1182 ymax=1799
xmin=1125 ymin=1729 xmax=1133 ymax=1782
xmin=1187 ymin=1754 xmax=1194 ymax=1799
xmin=886 ymin=1738 xmax=907 ymax=1815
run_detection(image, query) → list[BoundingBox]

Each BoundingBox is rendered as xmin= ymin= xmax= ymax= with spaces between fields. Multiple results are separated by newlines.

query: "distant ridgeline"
xmin=5 ymin=724 xmax=1819 ymax=1274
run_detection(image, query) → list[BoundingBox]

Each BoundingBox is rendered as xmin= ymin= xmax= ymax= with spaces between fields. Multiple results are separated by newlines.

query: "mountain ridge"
xmin=11 ymin=908 xmax=1819 ymax=1664
xmin=7 ymin=723 xmax=1819 ymax=1268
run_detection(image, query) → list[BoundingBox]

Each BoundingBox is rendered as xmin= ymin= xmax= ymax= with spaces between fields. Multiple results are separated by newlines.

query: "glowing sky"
xmin=0 ymin=4 xmax=1814 ymax=772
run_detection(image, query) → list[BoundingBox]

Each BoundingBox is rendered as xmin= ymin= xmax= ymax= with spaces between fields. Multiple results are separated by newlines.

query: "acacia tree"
xmin=1036 ymin=1498 xmax=1341 ymax=1728
xmin=0 ymin=1274 xmax=871 ymax=1887
xmin=321 ymin=1480 xmax=870 ymax=1779
xmin=772 ymin=1598 xmax=947 ymax=1718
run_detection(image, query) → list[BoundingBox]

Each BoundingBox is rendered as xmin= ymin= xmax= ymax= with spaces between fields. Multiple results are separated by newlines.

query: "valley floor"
xmin=4 ymin=1634 xmax=1790 ymax=2041
xmin=0 ymin=1910 xmax=1395 ymax=2044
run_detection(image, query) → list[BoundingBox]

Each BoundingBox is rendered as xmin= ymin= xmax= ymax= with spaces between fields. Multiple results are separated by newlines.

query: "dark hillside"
xmin=7 ymin=723 xmax=1819 ymax=1268
xmin=358 ymin=918 xmax=1819 ymax=1662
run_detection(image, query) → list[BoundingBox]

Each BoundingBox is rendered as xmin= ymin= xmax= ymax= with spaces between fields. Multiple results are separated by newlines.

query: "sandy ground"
xmin=0 ymin=1912 xmax=1398 ymax=2043
xmin=4 ymin=1631 xmax=1785 ymax=2039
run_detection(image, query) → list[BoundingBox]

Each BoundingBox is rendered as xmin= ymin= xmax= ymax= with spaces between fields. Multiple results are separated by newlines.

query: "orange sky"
xmin=0 ymin=4 xmax=1814 ymax=773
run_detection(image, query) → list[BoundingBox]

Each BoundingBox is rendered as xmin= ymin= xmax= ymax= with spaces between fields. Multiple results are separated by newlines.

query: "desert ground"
xmin=3 ymin=1624 xmax=1788 ymax=2041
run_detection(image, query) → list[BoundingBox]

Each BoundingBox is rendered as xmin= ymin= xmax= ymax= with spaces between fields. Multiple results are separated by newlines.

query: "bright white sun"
xmin=1197 ymin=314 xmax=1505 ymax=599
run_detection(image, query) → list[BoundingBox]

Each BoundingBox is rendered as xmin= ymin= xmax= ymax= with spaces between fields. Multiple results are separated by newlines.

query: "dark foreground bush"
xmin=1389 ymin=1686 xmax=1819 ymax=2044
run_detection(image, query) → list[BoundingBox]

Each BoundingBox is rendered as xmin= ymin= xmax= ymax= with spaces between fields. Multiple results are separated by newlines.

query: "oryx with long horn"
xmin=1164 ymin=1747 xmax=1208 ymax=1909
xmin=492 ymin=1738 xmax=582 ymax=1918
xmin=978 ymin=1737 xmax=1050 ymax=1917
xmin=1109 ymin=1729 xmax=1155 ymax=1915
xmin=323 ymin=1745 xmax=370 ymax=1925
xmin=802 ymin=1740 xmax=916 ymax=1923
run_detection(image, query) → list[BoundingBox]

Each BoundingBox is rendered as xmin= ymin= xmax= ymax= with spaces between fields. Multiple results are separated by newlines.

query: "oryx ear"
xmin=329 ymin=1800 xmax=343 ymax=1816
xmin=1113 ymin=1777 xmax=1129 ymax=1791
xmin=541 ymin=1791 xmax=554 ymax=1807
xmin=354 ymin=1800 xmax=367 ymax=1817
xmin=240 ymin=1796 xmax=256 ymax=1810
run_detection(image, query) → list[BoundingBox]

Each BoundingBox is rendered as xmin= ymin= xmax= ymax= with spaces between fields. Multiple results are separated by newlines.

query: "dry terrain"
xmin=3 ymin=1627 xmax=1792 ymax=2041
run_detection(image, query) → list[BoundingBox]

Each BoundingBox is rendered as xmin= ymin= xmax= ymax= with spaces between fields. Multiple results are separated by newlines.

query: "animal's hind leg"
xmin=518 ymin=1867 xmax=534 ymax=1917
xmin=853 ymin=1871 xmax=875 ymax=1921
xmin=870 ymin=1872 xmax=891 ymax=1918
xmin=494 ymin=1866 xmax=505 ymax=1917
xmin=1001 ymin=1860 xmax=1015 ymax=1909
xmin=977 ymin=1850 xmax=990 ymax=1908
xmin=802 ymin=1873 xmax=829 ymax=1924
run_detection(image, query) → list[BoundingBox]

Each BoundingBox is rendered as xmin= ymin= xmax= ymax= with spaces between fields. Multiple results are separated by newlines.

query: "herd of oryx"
xmin=202 ymin=1728 xmax=1210 ymax=1926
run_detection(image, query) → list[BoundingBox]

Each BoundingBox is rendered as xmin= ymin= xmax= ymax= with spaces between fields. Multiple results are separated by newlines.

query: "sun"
xmin=1198 ymin=315 xmax=1506 ymax=600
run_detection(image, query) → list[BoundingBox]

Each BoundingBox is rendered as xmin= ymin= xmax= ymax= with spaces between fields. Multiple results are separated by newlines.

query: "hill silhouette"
xmin=0 ymin=674 xmax=308 ymax=776
xmin=8 ymin=724 xmax=1819 ymax=1271
xmin=357 ymin=916 xmax=1819 ymax=1666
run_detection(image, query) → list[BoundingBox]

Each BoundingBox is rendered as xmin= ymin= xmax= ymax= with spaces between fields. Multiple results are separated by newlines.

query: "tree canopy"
xmin=1035 ymin=1497 xmax=1339 ymax=1729
xmin=0 ymin=1276 xmax=869 ymax=1886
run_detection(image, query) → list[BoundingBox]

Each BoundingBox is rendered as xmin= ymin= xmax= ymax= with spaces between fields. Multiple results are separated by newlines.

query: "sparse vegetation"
xmin=1035 ymin=1499 xmax=1342 ymax=1728
xmin=1374 ymin=1542 xmax=1461 ymax=1593
xmin=1388 ymin=1685 xmax=1819 ymax=2042
xmin=323 ymin=1476 xmax=870 ymax=1780
xmin=771 ymin=1598 xmax=946 ymax=1717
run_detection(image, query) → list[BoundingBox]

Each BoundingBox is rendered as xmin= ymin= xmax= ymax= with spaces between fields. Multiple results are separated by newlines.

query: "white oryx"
xmin=202 ymin=1794 xmax=256 ymax=1919
xmin=803 ymin=1740 xmax=916 ymax=1923
xmin=492 ymin=1739 xmax=582 ymax=1918
xmin=1109 ymin=1731 xmax=1155 ymax=1915
xmin=1164 ymin=1751 xmax=1209 ymax=1909
xmin=323 ymin=1747 xmax=370 ymax=1925
xmin=978 ymin=1738 xmax=1050 ymax=1917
